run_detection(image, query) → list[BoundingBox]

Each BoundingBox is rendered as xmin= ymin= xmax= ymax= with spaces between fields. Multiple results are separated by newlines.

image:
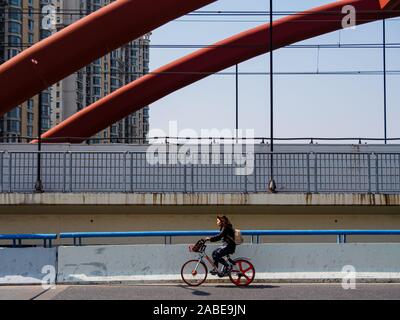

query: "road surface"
xmin=1 ymin=283 xmax=400 ymax=300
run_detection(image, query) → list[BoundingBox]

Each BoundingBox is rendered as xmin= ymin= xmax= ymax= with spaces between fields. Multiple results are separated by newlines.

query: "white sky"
xmin=148 ymin=0 xmax=400 ymax=141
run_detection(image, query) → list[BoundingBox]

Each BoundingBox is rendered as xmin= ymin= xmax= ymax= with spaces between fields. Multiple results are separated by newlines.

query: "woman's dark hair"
xmin=217 ymin=215 xmax=232 ymax=228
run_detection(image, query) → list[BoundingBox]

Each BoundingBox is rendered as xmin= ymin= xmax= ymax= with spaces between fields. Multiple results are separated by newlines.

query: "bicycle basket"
xmin=189 ymin=239 xmax=206 ymax=253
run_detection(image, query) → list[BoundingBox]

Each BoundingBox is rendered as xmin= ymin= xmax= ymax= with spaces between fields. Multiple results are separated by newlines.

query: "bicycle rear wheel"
xmin=229 ymin=259 xmax=255 ymax=287
xmin=181 ymin=259 xmax=208 ymax=286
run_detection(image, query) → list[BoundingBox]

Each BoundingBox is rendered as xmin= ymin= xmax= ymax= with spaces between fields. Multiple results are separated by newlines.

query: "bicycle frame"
xmin=195 ymin=251 xmax=217 ymax=270
xmin=193 ymin=246 xmax=238 ymax=272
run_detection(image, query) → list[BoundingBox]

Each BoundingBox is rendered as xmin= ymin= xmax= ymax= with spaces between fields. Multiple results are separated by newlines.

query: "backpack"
xmin=231 ymin=229 xmax=243 ymax=245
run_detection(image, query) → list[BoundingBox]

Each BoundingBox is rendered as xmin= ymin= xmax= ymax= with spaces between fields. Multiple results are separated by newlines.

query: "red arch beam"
xmin=40 ymin=0 xmax=400 ymax=143
xmin=0 ymin=0 xmax=216 ymax=117
xmin=380 ymin=0 xmax=400 ymax=9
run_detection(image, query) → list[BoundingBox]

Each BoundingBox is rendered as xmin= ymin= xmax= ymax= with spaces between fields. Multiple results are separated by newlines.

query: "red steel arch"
xmin=39 ymin=0 xmax=400 ymax=143
xmin=380 ymin=0 xmax=400 ymax=8
xmin=0 ymin=0 xmax=216 ymax=116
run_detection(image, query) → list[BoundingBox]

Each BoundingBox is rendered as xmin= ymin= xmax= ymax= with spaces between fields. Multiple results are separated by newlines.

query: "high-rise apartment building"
xmin=51 ymin=0 xmax=150 ymax=144
xmin=0 ymin=0 xmax=150 ymax=143
xmin=0 ymin=0 xmax=53 ymax=142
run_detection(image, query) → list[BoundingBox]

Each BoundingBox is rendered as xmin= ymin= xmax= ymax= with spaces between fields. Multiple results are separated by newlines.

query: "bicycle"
xmin=181 ymin=239 xmax=256 ymax=287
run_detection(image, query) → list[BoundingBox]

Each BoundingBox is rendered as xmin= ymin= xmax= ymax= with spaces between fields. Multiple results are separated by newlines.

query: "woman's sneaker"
xmin=220 ymin=265 xmax=233 ymax=277
xmin=210 ymin=268 xmax=219 ymax=276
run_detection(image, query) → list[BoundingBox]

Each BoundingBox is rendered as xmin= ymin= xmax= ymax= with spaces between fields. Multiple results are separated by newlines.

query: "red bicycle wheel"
xmin=229 ymin=259 xmax=255 ymax=287
xmin=181 ymin=260 xmax=208 ymax=286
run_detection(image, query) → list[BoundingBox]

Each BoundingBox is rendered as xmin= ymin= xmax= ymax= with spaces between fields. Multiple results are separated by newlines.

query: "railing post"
xmin=184 ymin=163 xmax=187 ymax=193
xmin=165 ymin=149 xmax=169 ymax=193
xmin=368 ymin=153 xmax=371 ymax=194
xmin=244 ymin=159 xmax=248 ymax=194
xmin=336 ymin=234 xmax=346 ymax=244
xmin=253 ymin=153 xmax=257 ymax=193
xmin=251 ymin=235 xmax=258 ymax=244
xmin=0 ymin=152 xmax=3 ymax=193
xmin=398 ymin=154 xmax=400 ymax=193
xmin=164 ymin=236 xmax=172 ymax=245
xmin=376 ymin=153 xmax=380 ymax=194
xmin=307 ymin=153 xmax=311 ymax=193
xmin=63 ymin=152 xmax=67 ymax=192
xmin=69 ymin=152 xmax=73 ymax=192
xmin=9 ymin=152 xmax=12 ymax=193
xmin=191 ymin=164 xmax=194 ymax=194
xmin=124 ymin=152 xmax=128 ymax=193
xmin=130 ymin=152 xmax=134 ymax=193
xmin=314 ymin=153 xmax=318 ymax=193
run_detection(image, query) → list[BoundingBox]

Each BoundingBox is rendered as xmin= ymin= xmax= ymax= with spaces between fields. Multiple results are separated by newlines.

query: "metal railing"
xmin=2 ymin=230 xmax=400 ymax=247
xmin=4 ymin=136 xmax=400 ymax=145
xmin=0 ymin=151 xmax=399 ymax=193
xmin=0 ymin=233 xmax=57 ymax=247
xmin=59 ymin=229 xmax=400 ymax=246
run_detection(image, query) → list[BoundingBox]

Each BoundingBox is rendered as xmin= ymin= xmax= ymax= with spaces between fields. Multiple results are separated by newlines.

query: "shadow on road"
xmin=214 ymin=284 xmax=280 ymax=289
xmin=178 ymin=284 xmax=280 ymax=294
xmin=178 ymin=285 xmax=211 ymax=296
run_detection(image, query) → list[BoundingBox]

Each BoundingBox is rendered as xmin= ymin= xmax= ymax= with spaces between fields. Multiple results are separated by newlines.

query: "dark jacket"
xmin=210 ymin=225 xmax=236 ymax=248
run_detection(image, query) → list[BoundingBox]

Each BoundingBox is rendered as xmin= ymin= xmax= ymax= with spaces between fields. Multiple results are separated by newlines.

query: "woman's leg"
xmin=212 ymin=247 xmax=230 ymax=269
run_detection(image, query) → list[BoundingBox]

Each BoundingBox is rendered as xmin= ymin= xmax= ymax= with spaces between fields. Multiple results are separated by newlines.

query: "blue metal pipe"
xmin=0 ymin=234 xmax=57 ymax=248
xmin=0 ymin=234 xmax=57 ymax=240
xmin=60 ymin=230 xmax=220 ymax=239
xmin=59 ymin=230 xmax=400 ymax=240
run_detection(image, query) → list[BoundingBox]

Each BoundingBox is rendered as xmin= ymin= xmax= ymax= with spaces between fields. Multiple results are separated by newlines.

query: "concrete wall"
xmin=2 ymin=192 xmax=400 ymax=207
xmin=0 ymin=247 xmax=57 ymax=284
xmin=1 ymin=243 xmax=399 ymax=285
xmin=57 ymin=243 xmax=400 ymax=283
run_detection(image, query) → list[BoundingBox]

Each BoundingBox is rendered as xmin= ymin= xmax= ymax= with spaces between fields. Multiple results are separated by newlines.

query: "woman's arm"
xmin=208 ymin=227 xmax=226 ymax=242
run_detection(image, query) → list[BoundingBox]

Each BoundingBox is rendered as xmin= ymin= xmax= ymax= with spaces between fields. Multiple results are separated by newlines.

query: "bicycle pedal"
xmin=218 ymin=271 xmax=230 ymax=277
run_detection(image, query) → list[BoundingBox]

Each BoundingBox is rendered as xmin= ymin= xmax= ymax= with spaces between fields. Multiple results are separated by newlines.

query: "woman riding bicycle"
xmin=205 ymin=215 xmax=236 ymax=277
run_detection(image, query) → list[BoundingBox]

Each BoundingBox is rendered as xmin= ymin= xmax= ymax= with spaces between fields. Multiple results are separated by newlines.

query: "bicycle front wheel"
xmin=181 ymin=259 xmax=208 ymax=286
xmin=229 ymin=259 xmax=255 ymax=287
